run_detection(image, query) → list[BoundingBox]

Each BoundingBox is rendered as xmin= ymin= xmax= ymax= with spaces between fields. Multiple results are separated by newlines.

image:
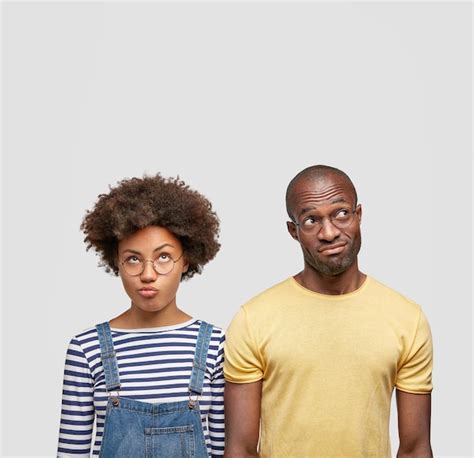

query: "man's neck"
xmin=295 ymin=263 xmax=366 ymax=295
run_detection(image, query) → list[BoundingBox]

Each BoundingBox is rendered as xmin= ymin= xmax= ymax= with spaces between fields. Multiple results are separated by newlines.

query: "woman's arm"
xmin=57 ymin=337 xmax=95 ymax=456
xmin=208 ymin=331 xmax=226 ymax=456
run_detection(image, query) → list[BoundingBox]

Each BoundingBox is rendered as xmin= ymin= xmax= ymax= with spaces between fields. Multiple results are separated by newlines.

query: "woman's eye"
xmin=157 ymin=254 xmax=171 ymax=263
xmin=126 ymin=256 xmax=140 ymax=264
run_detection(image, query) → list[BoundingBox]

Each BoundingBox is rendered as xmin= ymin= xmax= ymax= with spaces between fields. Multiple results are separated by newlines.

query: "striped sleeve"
xmin=209 ymin=330 xmax=225 ymax=456
xmin=57 ymin=337 xmax=95 ymax=456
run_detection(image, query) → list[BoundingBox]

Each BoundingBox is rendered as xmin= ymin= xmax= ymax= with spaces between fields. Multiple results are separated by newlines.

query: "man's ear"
xmin=287 ymin=221 xmax=299 ymax=241
xmin=356 ymin=204 xmax=362 ymax=224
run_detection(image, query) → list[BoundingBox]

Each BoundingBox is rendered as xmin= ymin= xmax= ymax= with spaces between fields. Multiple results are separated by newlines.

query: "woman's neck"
xmin=109 ymin=304 xmax=192 ymax=329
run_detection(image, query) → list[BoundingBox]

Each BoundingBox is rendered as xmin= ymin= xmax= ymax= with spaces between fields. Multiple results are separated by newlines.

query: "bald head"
xmin=285 ymin=165 xmax=358 ymax=220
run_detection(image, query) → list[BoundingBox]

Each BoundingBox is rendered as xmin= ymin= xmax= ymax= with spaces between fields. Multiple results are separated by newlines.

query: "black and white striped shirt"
xmin=58 ymin=319 xmax=225 ymax=456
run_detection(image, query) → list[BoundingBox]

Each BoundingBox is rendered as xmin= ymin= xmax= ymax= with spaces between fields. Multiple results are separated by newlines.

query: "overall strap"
xmin=96 ymin=322 xmax=121 ymax=392
xmin=189 ymin=321 xmax=214 ymax=396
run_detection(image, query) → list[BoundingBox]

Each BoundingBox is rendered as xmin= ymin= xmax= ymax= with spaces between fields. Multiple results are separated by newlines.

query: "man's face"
xmin=287 ymin=174 xmax=362 ymax=276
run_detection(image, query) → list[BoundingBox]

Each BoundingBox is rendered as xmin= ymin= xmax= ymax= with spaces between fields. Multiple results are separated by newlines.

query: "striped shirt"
xmin=57 ymin=319 xmax=225 ymax=456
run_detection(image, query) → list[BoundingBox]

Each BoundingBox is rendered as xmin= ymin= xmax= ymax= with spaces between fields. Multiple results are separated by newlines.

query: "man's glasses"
xmin=292 ymin=207 xmax=358 ymax=235
xmin=120 ymin=252 xmax=184 ymax=277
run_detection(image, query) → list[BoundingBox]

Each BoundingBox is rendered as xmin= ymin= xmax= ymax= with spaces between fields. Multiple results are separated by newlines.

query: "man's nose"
xmin=317 ymin=217 xmax=341 ymax=242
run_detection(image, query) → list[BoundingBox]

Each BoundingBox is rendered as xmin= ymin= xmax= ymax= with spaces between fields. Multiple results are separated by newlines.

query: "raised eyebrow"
xmin=153 ymin=243 xmax=175 ymax=253
xmin=121 ymin=243 xmax=175 ymax=256
xmin=299 ymin=206 xmax=317 ymax=217
xmin=298 ymin=198 xmax=350 ymax=217
xmin=121 ymin=249 xmax=141 ymax=256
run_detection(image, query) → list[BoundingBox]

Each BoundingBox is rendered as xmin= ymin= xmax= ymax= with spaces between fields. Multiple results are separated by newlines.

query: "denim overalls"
xmin=95 ymin=321 xmax=213 ymax=458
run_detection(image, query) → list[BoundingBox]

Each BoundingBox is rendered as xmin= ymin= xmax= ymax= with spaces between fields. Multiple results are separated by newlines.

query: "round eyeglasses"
xmin=120 ymin=252 xmax=184 ymax=277
xmin=293 ymin=208 xmax=358 ymax=235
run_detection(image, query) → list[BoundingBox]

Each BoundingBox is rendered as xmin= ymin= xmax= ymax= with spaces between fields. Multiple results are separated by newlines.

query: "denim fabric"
xmin=96 ymin=322 xmax=121 ymax=392
xmin=189 ymin=321 xmax=213 ymax=397
xmin=96 ymin=322 xmax=213 ymax=458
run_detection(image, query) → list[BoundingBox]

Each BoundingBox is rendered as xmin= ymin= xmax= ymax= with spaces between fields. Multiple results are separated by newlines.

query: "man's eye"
xmin=335 ymin=209 xmax=350 ymax=219
xmin=302 ymin=217 xmax=318 ymax=226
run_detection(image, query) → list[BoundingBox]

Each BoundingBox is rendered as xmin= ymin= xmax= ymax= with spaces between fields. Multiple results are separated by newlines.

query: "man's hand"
xmin=224 ymin=380 xmax=262 ymax=457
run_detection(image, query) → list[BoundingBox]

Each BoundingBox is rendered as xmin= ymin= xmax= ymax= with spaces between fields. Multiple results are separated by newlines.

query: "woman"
xmin=57 ymin=174 xmax=225 ymax=457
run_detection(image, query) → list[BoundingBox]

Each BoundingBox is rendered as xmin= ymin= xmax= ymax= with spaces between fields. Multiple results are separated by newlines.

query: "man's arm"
xmin=224 ymin=380 xmax=262 ymax=457
xmin=396 ymin=390 xmax=432 ymax=458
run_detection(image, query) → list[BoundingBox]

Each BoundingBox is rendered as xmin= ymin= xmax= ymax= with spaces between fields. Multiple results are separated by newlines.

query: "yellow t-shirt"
xmin=224 ymin=276 xmax=433 ymax=458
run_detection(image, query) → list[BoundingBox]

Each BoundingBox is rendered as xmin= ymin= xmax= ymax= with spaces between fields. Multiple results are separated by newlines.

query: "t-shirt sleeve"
xmin=224 ymin=306 xmax=264 ymax=383
xmin=396 ymin=309 xmax=433 ymax=394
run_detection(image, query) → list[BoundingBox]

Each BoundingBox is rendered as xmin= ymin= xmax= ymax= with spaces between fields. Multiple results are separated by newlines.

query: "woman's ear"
xmin=114 ymin=245 xmax=121 ymax=276
xmin=182 ymin=260 xmax=189 ymax=273
xmin=114 ymin=254 xmax=121 ymax=276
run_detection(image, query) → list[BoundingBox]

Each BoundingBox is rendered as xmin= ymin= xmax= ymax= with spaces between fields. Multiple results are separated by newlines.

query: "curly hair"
xmin=81 ymin=174 xmax=220 ymax=280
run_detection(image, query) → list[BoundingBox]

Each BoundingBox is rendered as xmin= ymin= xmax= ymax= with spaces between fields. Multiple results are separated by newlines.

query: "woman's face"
xmin=117 ymin=226 xmax=188 ymax=314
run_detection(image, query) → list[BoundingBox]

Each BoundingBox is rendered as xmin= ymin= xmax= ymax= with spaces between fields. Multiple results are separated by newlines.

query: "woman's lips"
xmin=137 ymin=289 xmax=159 ymax=298
xmin=319 ymin=243 xmax=347 ymax=256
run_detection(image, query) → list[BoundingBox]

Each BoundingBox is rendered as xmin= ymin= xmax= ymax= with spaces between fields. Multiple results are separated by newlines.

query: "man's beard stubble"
xmin=304 ymin=236 xmax=362 ymax=276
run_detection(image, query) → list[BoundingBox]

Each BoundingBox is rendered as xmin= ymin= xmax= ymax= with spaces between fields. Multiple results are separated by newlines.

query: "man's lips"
xmin=137 ymin=287 xmax=159 ymax=298
xmin=318 ymin=242 xmax=347 ymax=256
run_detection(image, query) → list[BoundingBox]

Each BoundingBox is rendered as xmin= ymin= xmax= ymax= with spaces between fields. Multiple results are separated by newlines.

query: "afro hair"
xmin=81 ymin=174 xmax=220 ymax=280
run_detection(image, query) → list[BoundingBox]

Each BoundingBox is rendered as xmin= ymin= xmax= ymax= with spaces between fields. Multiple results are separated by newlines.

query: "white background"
xmin=2 ymin=1 xmax=472 ymax=456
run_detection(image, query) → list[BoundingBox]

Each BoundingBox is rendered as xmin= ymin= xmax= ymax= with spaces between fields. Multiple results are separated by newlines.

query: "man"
xmin=224 ymin=165 xmax=433 ymax=457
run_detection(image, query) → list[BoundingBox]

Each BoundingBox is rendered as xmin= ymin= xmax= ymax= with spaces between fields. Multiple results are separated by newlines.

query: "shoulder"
xmin=366 ymin=276 xmax=426 ymax=323
xmin=193 ymin=320 xmax=225 ymax=372
xmin=64 ymin=325 xmax=103 ymax=363
xmin=240 ymin=277 xmax=295 ymax=313
xmin=225 ymin=278 xmax=295 ymax=337
xmin=67 ymin=325 xmax=99 ymax=347
xmin=195 ymin=319 xmax=225 ymax=343
xmin=368 ymin=276 xmax=420 ymax=307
